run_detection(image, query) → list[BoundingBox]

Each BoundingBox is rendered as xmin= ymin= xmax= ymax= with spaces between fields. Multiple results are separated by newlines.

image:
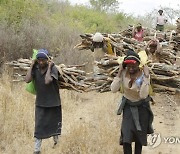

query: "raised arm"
xmin=111 ymin=64 xmax=123 ymax=93
xmin=144 ymin=40 xmax=151 ymax=53
xmin=156 ymin=40 xmax=162 ymax=53
xmin=139 ymin=65 xmax=150 ymax=99
xmin=132 ymin=26 xmax=136 ymax=38
xmin=45 ymin=61 xmax=54 ymax=84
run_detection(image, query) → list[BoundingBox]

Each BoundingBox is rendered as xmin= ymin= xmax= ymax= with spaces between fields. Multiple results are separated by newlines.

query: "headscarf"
xmin=123 ymin=50 xmax=141 ymax=68
xmin=36 ymin=49 xmax=49 ymax=59
xmin=92 ymin=32 xmax=103 ymax=42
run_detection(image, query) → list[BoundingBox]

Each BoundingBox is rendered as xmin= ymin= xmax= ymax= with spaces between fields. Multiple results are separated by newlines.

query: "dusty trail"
xmin=55 ymin=90 xmax=179 ymax=154
xmin=0 ymin=86 xmax=179 ymax=154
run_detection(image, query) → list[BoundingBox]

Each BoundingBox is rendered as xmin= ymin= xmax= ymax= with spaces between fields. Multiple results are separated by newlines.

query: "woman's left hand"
xmin=48 ymin=61 xmax=54 ymax=69
xmin=143 ymin=65 xmax=149 ymax=77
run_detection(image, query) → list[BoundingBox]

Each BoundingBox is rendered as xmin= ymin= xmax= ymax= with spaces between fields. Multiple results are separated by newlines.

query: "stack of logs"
xmin=73 ymin=25 xmax=180 ymax=94
xmin=75 ymin=30 xmax=179 ymax=65
xmin=5 ymin=56 xmax=180 ymax=94
xmin=93 ymin=56 xmax=180 ymax=94
xmin=175 ymin=18 xmax=180 ymax=51
xmin=5 ymin=59 xmax=91 ymax=92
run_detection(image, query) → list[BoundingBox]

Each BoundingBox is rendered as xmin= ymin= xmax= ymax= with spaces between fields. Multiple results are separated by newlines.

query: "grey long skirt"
xmin=34 ymin=105 xmax=62 ymax=139
xmin=120 ymin=102 xmax=152 ymax=146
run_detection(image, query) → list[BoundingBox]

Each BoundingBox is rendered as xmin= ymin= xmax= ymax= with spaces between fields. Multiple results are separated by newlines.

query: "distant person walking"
xmin=111 ymin=50 xmax=154 ymax=154
xmin=25 ymin=49 xmax=62 ymax=154
xmin=156 ymin=9 xmax=167 ymax=32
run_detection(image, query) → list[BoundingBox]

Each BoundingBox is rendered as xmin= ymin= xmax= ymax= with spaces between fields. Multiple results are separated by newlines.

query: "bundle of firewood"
xmin=92 ymin=56 xmax=180 ymax=94
xmin=176 ymin=18 xmax=180 ymax=34
xmin=74 ymin=32 xmax=145 ymax=56
xmin=5 ymin=56 xmax=180 ymax=94
xmin=74 ymin=25 xmax=180 ymax=65
xmin=174 ymin=18 xmax=180 ymax=51
xmin=5 ymin=59 xmax=91 ymax=92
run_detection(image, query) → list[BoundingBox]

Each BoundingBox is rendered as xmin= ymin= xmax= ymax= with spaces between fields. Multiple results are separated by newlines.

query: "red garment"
xmin=124 ymin=60 xmax=137 ymax=64
xmin=134 ymin=29 xmax=144 ymax=42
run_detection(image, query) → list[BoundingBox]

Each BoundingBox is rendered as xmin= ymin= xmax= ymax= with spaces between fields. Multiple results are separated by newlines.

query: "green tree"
xmin=89 ymin=0 xmax=119 ymax=12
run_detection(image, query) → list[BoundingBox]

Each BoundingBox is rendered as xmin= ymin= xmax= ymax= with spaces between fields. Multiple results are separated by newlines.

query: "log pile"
xmin=74 ymin=32 xmax=145 ymax=56
xmin=148 ymin=63 xmax=180 ymax=93
xmin=5 ymin=56 xmax=180 ymax=94
xmin=92 ymin=56 xmax=180 ymax=94
xmin=74 ymin=25 xmax=180 ymax=94
xmin=5 ymin=59 xmax=91 ymax=92
xmin=75 ymin=26 xmax=179 ymax=65
xmin=175 ymin=18 xmax=180 ymax=51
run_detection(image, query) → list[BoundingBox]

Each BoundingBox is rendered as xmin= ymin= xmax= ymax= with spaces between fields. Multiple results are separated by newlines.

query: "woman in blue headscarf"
xmin=25 ymin=49 xmax=62 ymax=154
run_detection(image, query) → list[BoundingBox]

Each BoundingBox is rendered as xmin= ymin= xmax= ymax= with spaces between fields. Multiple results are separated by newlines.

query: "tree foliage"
xmin=0 ymin=0 xmax=136 ymax=66
xmin=89 ymin=0 xmax=119 ymax=12
xmin=161 ymin=6 xmax=180 ymax=24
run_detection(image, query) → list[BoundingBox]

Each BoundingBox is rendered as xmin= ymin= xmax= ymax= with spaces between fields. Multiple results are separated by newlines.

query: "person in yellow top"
xmin=91 ymin=32 xmax=114 ymax=60
xmin=111 ymin=50 xmax=154 ymax=154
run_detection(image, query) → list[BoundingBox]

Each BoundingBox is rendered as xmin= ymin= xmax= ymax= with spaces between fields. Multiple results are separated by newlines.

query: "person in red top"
xmin=132 ymin=23 xmax=144 ymax=42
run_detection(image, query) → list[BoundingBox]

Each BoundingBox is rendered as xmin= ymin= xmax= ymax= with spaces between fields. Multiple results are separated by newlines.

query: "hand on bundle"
xmin=117 ymin=64 xmax=124 ymax=78
xmin=143 ymin=65 xmax=149 ymax=78
xmin=48 ymin=61 xmax=54 ymax=69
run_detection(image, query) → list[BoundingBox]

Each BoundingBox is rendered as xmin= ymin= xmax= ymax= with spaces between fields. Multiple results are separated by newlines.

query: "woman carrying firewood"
xmin=25 ymin=49 xmax=62 ymax=154
xmin=132 ymin=23 xmax=144 ymax=42
xmin=111 ymin=50 xmax=154 ymax=154
xmin=145 ymin=39 xmax=162 ymax=63
xmin=91 ymin=32 xmax=114 ymax=78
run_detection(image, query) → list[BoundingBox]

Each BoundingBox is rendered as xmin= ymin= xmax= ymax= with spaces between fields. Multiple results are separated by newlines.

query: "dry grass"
xmin=0 ymin=73 xmax=122 ymax=154
xmin=0 ymin=72 xmax=180 ymax=154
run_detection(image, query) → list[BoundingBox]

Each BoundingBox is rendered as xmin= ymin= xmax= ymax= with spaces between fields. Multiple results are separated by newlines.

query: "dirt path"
xmin=1 ymin=85 xmax=179 ymax=154
xmin=143 ymin=93 xmax=180 ymax=154
xmin=49 ymin=90 xmax=180 ymax=154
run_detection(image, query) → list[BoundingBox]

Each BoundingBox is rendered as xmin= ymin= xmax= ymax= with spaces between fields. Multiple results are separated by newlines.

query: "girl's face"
xmin=37 ymin=58 xmax=48 ymax=68
xmin=149 ymin=47 xmax=156 ymax=54
xmin=126 ymin=63 xmax=140 ymax=74
xmin=93 ymin=42 xmax=103 ymax=48
xmin=137 ymin=26 xmax=142 ymax=32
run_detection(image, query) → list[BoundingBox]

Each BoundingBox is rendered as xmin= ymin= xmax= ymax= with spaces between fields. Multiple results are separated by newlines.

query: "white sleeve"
xmin=110 ymin=77 xmax=122 ymax=93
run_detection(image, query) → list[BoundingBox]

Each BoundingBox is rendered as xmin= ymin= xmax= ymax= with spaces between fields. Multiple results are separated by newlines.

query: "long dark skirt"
xmin=34 ymin=105 xmax=62 ymax=139
xmin=120 ymin=102 xmax=151 ymax=146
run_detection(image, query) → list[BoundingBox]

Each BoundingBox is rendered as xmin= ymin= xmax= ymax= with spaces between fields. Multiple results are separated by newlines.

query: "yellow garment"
xmin=138 ymin=50 xmax=154 ymax=96
xmin=149 ymin=84 xmax=154 ymax=96
xmin=106 ymin=39 xmax=114 ymax=55
xmin=104 ymin=37 xmax=114 ymax=55
xmin=138 ymin=50 xmax=148 ymax=68
xmin=117 ymin=56 xmax=126 ymax=64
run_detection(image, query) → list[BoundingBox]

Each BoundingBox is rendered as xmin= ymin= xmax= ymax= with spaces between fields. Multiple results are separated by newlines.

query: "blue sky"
xmin=68 ymin=0 xmax=180 ymax=16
